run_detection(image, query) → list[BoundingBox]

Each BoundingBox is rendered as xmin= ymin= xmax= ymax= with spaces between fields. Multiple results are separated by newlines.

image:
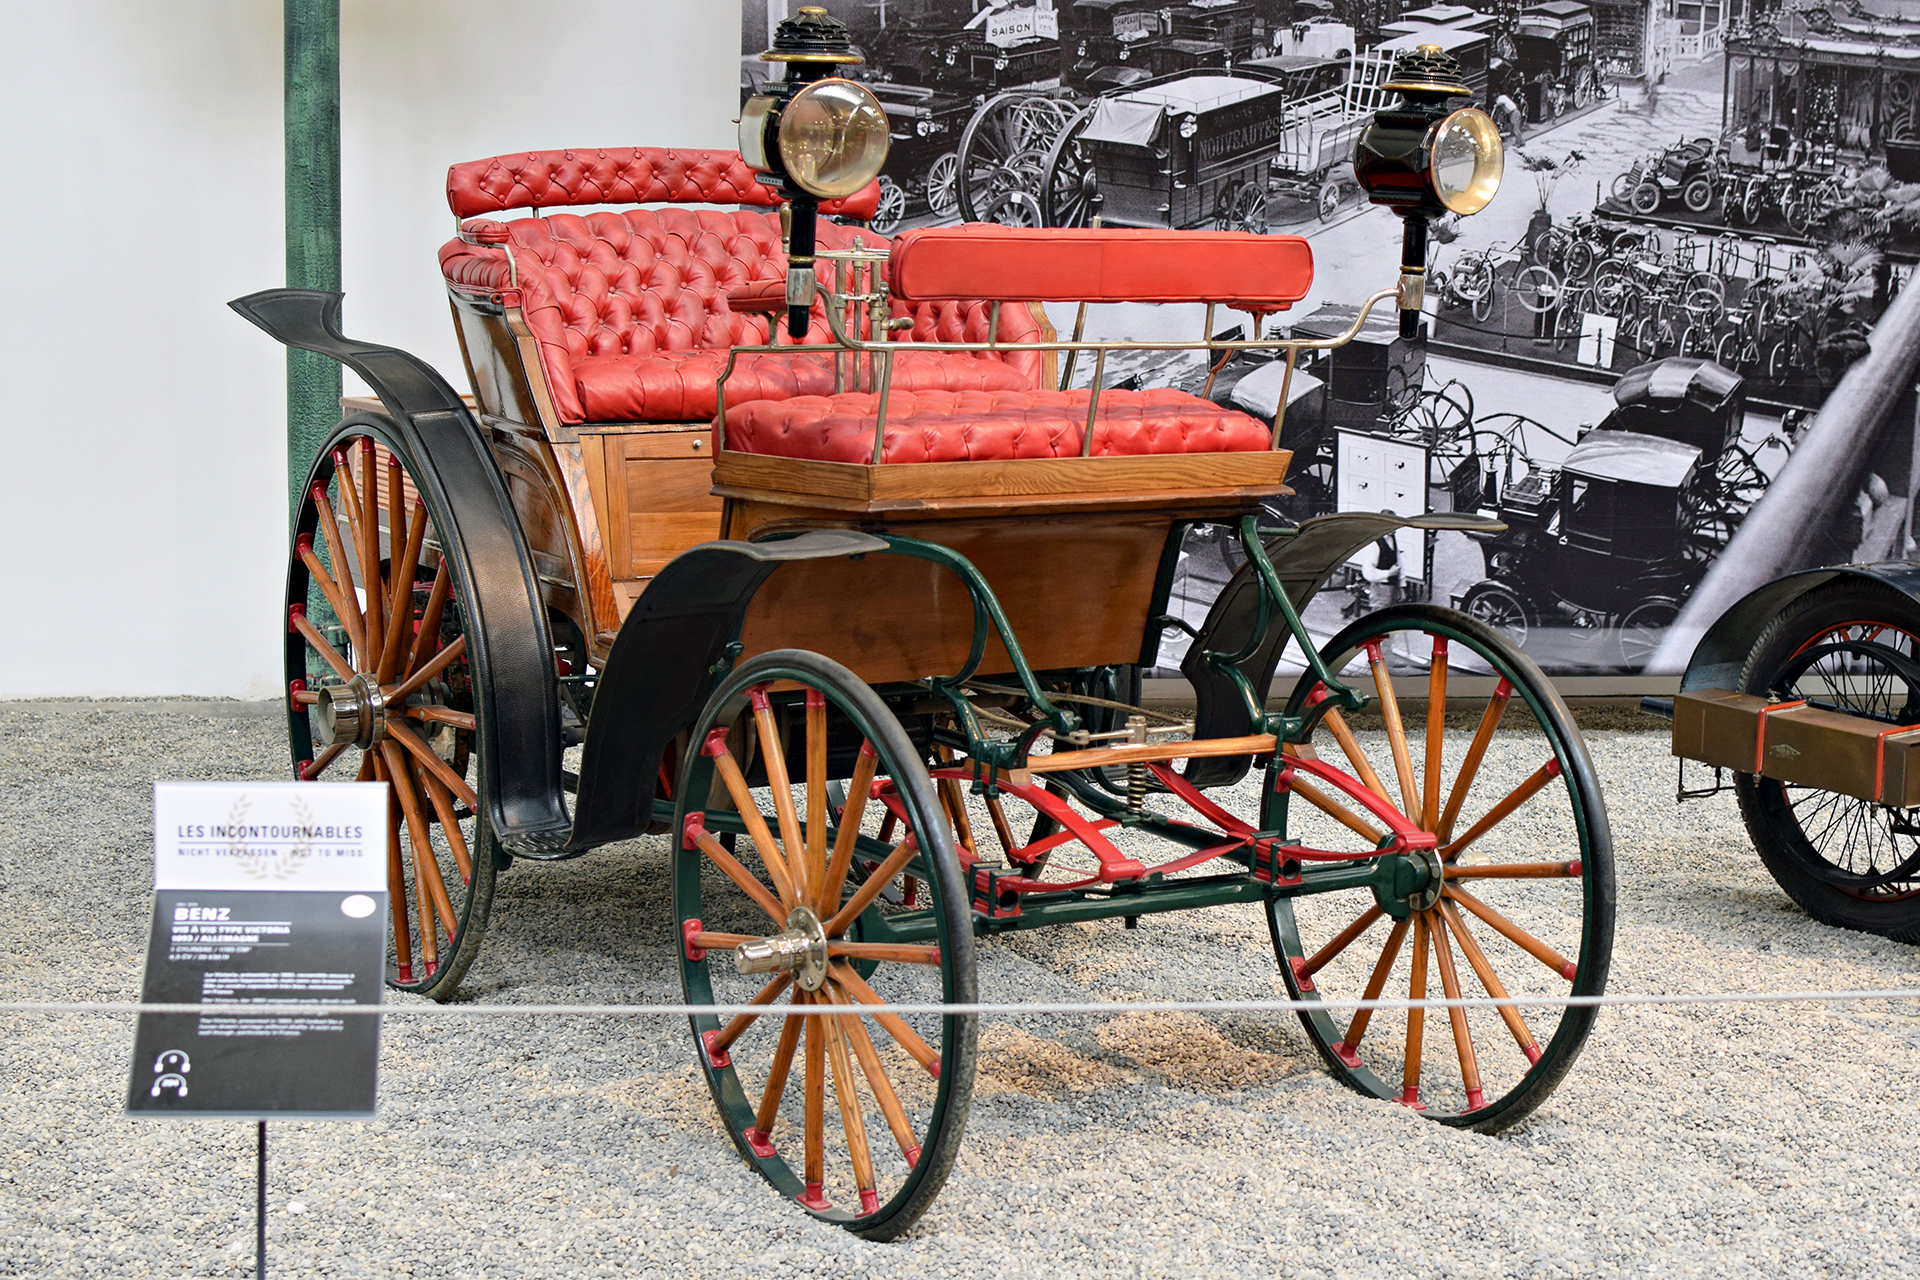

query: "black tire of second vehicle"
xmin=1734 ymin=578 xmax=1920 ymax=940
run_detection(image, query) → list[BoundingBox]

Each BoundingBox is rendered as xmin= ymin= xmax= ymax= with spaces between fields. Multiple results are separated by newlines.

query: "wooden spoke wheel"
xmin=285 ymin=418 xmax=496 ymax=1000
xmin=1735 ymin=580 xmax=1920 ymax=940
xmin=1041 ymin=107 xmax=1097 ymax=228
xmin=924 ymin=151 xmax=960 ymax=220
xmin=673 ymin=651 xmax=977 ymax=1239
xmin=956 ymin=92 xmax=1074 ymax=223
xmin=1272 ymin=605 xmax=1614 ymax=1129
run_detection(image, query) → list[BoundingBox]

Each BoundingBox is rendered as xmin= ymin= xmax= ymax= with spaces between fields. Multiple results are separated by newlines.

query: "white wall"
xmin=0 ymin=1 xmax=738 ymax=698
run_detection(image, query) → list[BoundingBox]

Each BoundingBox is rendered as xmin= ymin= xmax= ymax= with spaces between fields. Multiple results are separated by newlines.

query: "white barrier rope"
xmin=5 ymin=988 xmax=1920 ymax=1019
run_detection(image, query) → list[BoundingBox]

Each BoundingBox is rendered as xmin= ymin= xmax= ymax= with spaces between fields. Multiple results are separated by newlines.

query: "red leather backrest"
xmin=889 ymin=227 xmax=1315 ymax=310
xmin=446 ymin=147 xmax=880 ymax=222
xmin=439 ymin=209 xmax=1045 ymax=422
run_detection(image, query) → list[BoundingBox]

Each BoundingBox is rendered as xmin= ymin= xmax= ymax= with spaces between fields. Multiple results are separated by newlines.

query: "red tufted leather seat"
xmin=725 ymin=388 xmax=1271 ymax=464
xmin=439 ymin=173 xmax=1046 ymax=425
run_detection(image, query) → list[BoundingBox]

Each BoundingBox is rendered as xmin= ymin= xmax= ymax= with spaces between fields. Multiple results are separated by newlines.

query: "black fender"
xmin=567 ymin=530 xmax=889 ymax=851
xmin=1679 ymin=561 xmax=1920 ymax=693
xmin=233 ymin=289 xmax=572 ymax=855
xmin=1182 ymin=511 xmax=1505 ymax=786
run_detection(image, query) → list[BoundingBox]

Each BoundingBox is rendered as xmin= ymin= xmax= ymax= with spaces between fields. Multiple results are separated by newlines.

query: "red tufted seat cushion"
xmin=440 ymin=208 xmax=1043 ymax=425
xmin=725 ymin=388 xmax=1272 ymax=463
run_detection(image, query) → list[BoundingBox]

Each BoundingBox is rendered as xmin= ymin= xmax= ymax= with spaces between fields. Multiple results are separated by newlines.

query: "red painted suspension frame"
xmin=869 ymin=748 xmax=1435 ymax=902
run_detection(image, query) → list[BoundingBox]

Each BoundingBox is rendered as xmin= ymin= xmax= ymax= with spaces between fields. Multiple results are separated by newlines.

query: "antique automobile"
xmin=1512 ymin=0 xmax=1600 ymax=123
xmin=240 ymin=19 xmax=1610 ymax=1238
xmin=1456 ymin=358 xmax=1758 ymax=666
xmin=1041 ymin=71 xmax=1290 ymax=230
xmin=863 ymin=82 xmax=971 ymax=232
xmin=1626 ymin=136 xmax=1722 ymax=215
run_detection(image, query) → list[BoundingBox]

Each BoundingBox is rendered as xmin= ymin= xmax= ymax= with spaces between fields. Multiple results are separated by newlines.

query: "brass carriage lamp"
xmin=1353 ymin=44 xmax=1505 ymax=338
xmin=740 ymin=7 xmax=891 ymax=339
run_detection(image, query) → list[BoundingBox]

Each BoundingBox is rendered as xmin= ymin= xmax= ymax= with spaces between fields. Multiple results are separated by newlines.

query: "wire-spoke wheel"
xmin=1272 ymin=606 xmax=1614 ymax=1129
xmin=1735 ymin=580 xmax=1920 ymax=940
xmin=674 ymin=651 xmax=976 ymax=1238
xmin=871 ymin=176 xmax=908 ymax=235
xmin=286 ymin=417 xmax=496 ymax=999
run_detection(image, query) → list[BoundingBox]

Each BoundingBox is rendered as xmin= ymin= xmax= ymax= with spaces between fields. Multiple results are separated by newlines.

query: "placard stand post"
xmin=126 ymin=782 xmax=389 ymax=1279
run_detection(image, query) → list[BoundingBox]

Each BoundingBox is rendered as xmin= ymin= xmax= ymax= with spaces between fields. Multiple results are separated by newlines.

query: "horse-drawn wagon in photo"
xmin=1513 ymin=0 xmax=1601 ymax=123
xmin=239 ymin=14 xmax=1610 ymax=1238
xmin=864 ymin=81 xmax=973 ymax=232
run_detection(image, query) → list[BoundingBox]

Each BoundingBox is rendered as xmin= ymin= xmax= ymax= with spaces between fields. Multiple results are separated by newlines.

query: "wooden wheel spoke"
xmin=1440 ymin=758 xmax=1562 ymax=860
xmin=404 ymin=561 xmax=452 ymax=682
xmin=418 ymin=770 xmax=474 ymax=886
xmin=690 ymin=826 xmax=787 ymax=924
xmin=299 ymin=742 xmax=347 ymax=782
xmin=818 ymin=743 xmax=879 ymax=914
xmin=292 ymin=611 xmax=356 ymax=684
xmin=377 ymin=756 xmax=413 ymax=980
xmin=1422 ymin=637 xmax=1448 ymax=831
xmin=824 ymin=1010 xmax=879 ymax=1205
xmin=1365 ymin=643 xmax=1422 ymax=820
xmin=1445 ymin=860 xmax=1581 ymax=880
xmin=710 ymin=974 xmax=795 ymax=1058
xmin=406 ymin=705 xmax=476 ymax=732
xmin=805 ymin=691 xmax=829 ymax=903
xmin=827 ymin=942 xmax=941 ymax=965
xmin=386 ymin=718 xmax=479 ymax=813
xmin=825 ymin=983 xmax=920 ymax=1163
xmin=825 ymin=840 xmax=918 ymax=937
xmin=309 ymin=482 xmax=366 ymax=653
xmin=388 ymin=634 xmax=467 ymax=708
xmin=709 ymin=739 xmax=800 ymax=909
xmin=752 ymin=691 xmax=810 ymax=903
xmin=1444 ymin=884 xmax=1578 ymax=981
xmin=380 ymin=743 xmax=457 ymax=949
xmin=1304 ymin=905 xmax=1383 ymax=976
xmin=1321 ymin=705 xmax=1392 ymax=806
xmin=377 ymin=499 xmax=428 ymax=683
xmin=1439 ymin=899 xmax=1540 ymax=1064
xmin=1427 ymin=908 xmax=1485 ymax=1110
xmin=1402 ymin=912 xmax=1431 ymax=1106
xmin=804 ymin=996 xmax=827 ymax=1200
xmin=689 ymin=931 xmax=761 ymax=950
xmin=830 ymin=962 xmax=941 ymax=1076
xmin=1438 ymin=678 xmax=1511 ymax=844
xmin=1340 ymin=916 xmax=1409 ymax=1056
xmin=983 ymin=790 xmax=1021 ymax=861
xmin=748 ymin=992 xmax=806 ymax=1149
xmin=296 ymin=542 xmax=364 ymax=659
xmin=356 ymin=441 xmax=384 ymax=672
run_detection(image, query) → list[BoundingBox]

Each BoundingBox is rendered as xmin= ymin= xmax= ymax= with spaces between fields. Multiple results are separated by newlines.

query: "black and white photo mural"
xmin=746 ymin=0 xmax=1920 ymax=679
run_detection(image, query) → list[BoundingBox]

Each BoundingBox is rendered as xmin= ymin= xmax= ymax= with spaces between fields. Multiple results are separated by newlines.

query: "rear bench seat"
xmin=438 ymin=147 xmax=1047 ymax=428
xmin=723 ymin=227 xmax=1314 ymax=463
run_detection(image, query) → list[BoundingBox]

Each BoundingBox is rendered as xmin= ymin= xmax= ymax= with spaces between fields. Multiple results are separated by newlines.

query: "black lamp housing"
xmin=1353 ymin=45 xmax=1504 ymax=338
xmin=740 ymin=7 xmax=884 ymax=339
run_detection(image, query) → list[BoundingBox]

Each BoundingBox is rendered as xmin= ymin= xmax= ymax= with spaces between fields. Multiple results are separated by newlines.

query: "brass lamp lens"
xmin=776 ymin=78 xmax=890 ymax=199
xmin=1430 ymin=108 xmax=1502 ymax=215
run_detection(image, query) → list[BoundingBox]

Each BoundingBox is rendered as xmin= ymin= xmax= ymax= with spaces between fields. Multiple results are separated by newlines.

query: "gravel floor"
xmin=5 ymin=700 xmax=1920 ymax=1278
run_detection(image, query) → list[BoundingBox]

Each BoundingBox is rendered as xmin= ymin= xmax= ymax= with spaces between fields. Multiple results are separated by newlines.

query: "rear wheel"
xmin=286 ymin=418 xmax=497 ymax=1000
xmin=1460 ymin=580 xmax=1532 ymax=648
xmin=1683 ymin=176 xmax=1715 ymax=213
xmin=872 ymin=176 xmax=908 ymax=235
xmin=674 ymin=650 xmax=977 ymax=1238
xmin=1273 ymin=606 xmax=1614 ymax=1128
xmin=1734 ymin=581 xmax=1920 ymax=940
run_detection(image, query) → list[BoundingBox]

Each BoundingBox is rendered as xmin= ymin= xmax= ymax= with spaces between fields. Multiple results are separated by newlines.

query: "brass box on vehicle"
xmin=1672 ymin=688 xmax=1920 ymax=806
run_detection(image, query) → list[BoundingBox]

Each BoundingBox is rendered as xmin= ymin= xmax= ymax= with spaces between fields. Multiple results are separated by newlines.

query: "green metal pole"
xmin=285 ymin=0 xmax=341 ymax=518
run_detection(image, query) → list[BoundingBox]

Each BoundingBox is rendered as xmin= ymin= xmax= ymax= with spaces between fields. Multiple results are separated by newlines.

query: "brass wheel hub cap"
xmin=315 ymin=674 xmax=387 ymax=750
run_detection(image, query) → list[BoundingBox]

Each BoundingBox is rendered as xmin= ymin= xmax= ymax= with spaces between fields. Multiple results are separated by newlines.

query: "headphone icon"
xmin=149 ymin=1050 xmax=192 ymax=1097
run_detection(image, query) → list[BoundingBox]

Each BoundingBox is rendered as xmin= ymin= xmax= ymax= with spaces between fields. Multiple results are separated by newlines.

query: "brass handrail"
xmin=713 ymin=284 xmax=1400 ymax=465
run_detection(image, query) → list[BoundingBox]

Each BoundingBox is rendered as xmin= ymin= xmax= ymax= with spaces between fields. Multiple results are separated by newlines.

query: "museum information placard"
xmin=127 ymin=782 xmax=387 ymax=1119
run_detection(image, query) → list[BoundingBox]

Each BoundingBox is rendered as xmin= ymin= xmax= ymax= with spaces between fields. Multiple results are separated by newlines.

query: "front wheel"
xmin=674 ymin=650 xmax=977 ymax=1238
xmin=1734 ymin=581 xmax=1920 ymax=940
xmin=1631 ymin=182 xmax=1663 ymax=215
xmin=1273 ymin=605 xmax=1615 ymax=1128
xmin=287 ymin=419 xmax=498 ymax=1000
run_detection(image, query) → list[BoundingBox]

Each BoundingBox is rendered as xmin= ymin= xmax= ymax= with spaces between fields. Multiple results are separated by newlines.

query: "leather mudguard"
xmin=566 ymin=531 xmax=889 ymax=851
xmin=234 ymin=289 xmax=573 ymax=855
xmin=1678 ymin=561 xmax=1920 ymax=693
